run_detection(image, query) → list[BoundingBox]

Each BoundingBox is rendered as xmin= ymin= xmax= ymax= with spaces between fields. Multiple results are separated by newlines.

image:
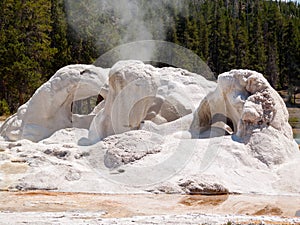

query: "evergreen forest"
xmin=0 ymin=0 xmax=299 ymax=115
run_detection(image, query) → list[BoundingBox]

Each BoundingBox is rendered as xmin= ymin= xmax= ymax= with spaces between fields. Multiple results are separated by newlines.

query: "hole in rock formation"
xmin=211 ymin=113 xmax=234 ymax=132
xmin=143 ymin=61 xmax=177 ymax=68
xmin=72 ymin=95 xmax=101 ymax=115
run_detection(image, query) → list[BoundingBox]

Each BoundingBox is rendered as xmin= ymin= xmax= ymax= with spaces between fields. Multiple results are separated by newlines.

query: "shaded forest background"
xmin=0 ymin=0 xmax=299 ymax=115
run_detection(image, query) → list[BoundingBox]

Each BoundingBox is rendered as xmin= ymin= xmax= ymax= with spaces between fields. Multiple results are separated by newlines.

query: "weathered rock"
xmin=87 ymin=60 xmax=216 ymax=144
xmin=43 ymin=148 xmax=70 ymax=160
xmin=102 ymin=130 xmax=164 ymax=169
xmin=178 ymin=177 xmax=229 ymax=195
xmin=65 ymin=169 xmax=81 ymax=181
xmin=0 ymin=63 xmax=299 ymax=195
xmin=190 ymin=69 xmax=298 ymax=164
xmin=191 ymin=69 xmax=293 ymax=139
xmin=0 ymin=65 xmax=109 ymax=142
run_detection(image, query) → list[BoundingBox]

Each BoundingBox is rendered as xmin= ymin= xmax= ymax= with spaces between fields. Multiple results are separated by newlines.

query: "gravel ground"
xmin=1 ymin=211 xmax=300 ymax=225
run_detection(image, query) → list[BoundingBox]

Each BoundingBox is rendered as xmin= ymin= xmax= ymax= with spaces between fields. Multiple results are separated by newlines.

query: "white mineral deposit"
xmin=0 ymin=61 xmax=299 ymax=224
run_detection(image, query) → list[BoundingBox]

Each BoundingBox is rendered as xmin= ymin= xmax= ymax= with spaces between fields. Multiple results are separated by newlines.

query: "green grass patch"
xmin=289 ymin=117 xmax=299 ymax=123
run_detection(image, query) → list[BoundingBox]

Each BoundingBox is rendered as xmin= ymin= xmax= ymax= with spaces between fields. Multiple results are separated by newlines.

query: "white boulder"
xmin=190 ymin=69 xmax=297 ymax=165
xmin=86 ymin=60 xmax=216 ymax=144
xmin=0 ymin=65 xmax=109 ymax=142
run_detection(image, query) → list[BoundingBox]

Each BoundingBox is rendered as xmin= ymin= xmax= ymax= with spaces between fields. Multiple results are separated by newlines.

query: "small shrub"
xmin=289 ymin=117 xmax=299 ymax=123
xmin=0 ymin=99 xmax=10 ymax=116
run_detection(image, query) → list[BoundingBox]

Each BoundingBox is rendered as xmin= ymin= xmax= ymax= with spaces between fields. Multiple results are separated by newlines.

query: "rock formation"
xmin=0 ymin=61 xmax=299 ymax=195
xmin=190 ymin=69 xmax=296 ymax=165
xmin=0 ymin=65 xmax=109 ymax=142
xmin=85 ymin=60 xmax=216 ymax=144
xmin=191 ymin=69 xmax=292 ymax=140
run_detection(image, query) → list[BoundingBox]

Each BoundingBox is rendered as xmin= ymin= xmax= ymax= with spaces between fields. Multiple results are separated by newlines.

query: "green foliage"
xmin=0 ymin=99 xmax=10 ymax=116
xmin=49 ymin=0 xmax=71 ymax=77
xmin=289 ymin=117 xmax=299 ymax=123
xmin=0 ymin=0 xmax=56 ymax=111
xmin=0 ymin=0 xmax=300 ymax=113
xmin=170 ymin=0 xmax=300 ymax=85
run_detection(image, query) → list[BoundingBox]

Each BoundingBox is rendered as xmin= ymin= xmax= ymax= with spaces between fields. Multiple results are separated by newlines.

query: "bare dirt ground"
xmin=0 ymin=116 xmax=8 ymax=122
xmin=0 ymin=191 xmax=300 ymax=224
xmin=1 ymin=191 xmax=299 ymax=217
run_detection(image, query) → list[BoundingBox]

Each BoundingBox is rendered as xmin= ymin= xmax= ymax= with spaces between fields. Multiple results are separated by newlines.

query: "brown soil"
xmin=179 ymin=194 xmax=228 ymax=207
xmin=253 ymin=205 xmax=283 ymax=216
xmin=0 ymin=191 xmax=300 ymax=219
xmin=0 ymin=115 xmax=9 ymax=121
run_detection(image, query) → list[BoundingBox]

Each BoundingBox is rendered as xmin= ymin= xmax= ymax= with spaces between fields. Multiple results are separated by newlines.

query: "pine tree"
xmin=233 ymin=1 xmax=249 ymax=69
xmin=248 ymin=0 xmax=267 ymax=74
xmin=198 ymin=13 xmax=209 ymax=61
xmin=0 ymin=0 xmax=56 ymax=111
xmin=264 ymin=1 xmax=282 ymax=88
xmin=208 ymin=0 xmax=223 ymax=74
xmin=49 ymin=0 xmax=71 ymax=77
xmin=282 ymin=19 xmax=300 ymax=103
xmin=1 ymin=0 xmax=300 ymax=114
xmin=219 ymin=15 xmax=235 ymax=72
